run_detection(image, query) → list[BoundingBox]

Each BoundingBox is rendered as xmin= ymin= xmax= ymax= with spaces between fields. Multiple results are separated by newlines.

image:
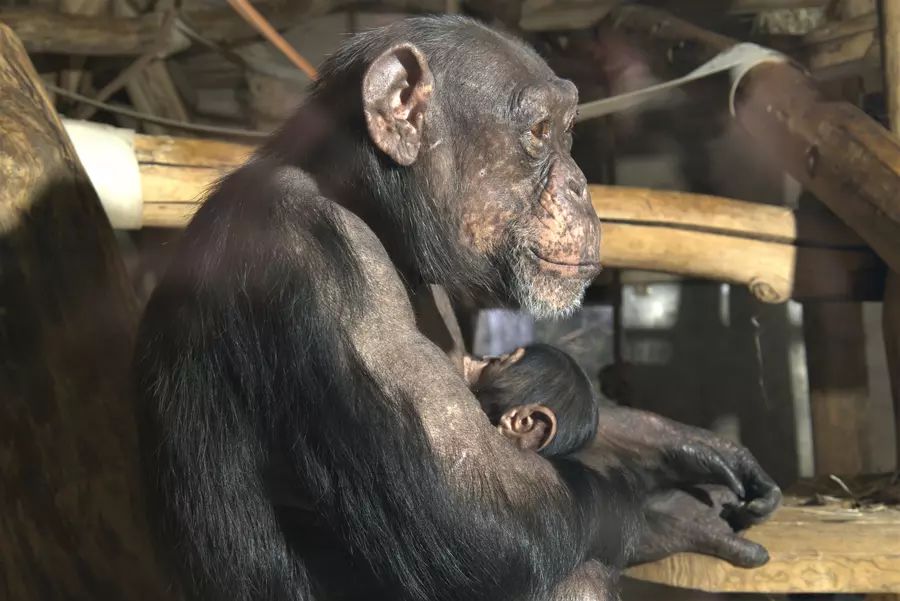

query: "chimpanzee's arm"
xmin=412 ymin=287 xmax=779 ymax=570
xmin=587 ymin=406 xmax=781 ymax=528
xmin=208 ymin=195 xmax=634 ymax=601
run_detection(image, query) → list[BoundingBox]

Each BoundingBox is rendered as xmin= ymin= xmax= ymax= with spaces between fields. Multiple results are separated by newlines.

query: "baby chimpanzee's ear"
xmin=497 ymin=404 xmax=557 ymax=452
xmin=462 ymin=355 xmax=490 ymax=386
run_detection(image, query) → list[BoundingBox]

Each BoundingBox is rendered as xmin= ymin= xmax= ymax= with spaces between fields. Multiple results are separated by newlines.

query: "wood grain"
xmin=123 ymin=133 xmax=884 ymax=302
xmin=627 ymin=502 xmax=900 ymax=593
xmin=0 ymin=23 xmax=169 ymax=599
xmin=0 ymin=6 xmax=188 ymax=56
xmin=608 ymin=4 xmax=900 ymax=276
xmin=880 ymin=0 xmax=900 ymax=468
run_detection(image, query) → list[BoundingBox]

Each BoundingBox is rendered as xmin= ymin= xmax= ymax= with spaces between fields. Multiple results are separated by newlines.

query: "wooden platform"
xmin=626 ymin=497 xmax=900 ymax=594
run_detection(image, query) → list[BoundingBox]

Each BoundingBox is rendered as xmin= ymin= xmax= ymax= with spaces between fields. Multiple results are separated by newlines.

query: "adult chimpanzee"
xmin=133 ymin=15 xmax=780 ymax=601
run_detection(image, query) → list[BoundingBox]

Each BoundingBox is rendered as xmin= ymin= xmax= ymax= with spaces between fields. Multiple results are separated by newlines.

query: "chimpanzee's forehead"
xmin=430 ymin=46 xmax=575 ymax=118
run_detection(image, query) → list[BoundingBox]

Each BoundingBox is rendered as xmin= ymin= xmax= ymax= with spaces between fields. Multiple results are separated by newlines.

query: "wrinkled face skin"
xmin=457 ymin=77 xmax=602 ymax=318
xmin=358 ymin=31 xmax=601 ymax=319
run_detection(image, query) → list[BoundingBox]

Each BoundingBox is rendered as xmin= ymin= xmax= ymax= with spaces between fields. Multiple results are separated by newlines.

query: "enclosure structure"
xmin=2 ymin=0 xmax=900 ymax=599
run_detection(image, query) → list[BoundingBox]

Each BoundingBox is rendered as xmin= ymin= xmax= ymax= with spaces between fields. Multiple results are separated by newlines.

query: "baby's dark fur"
xmin=472 ymin=344 xmax=599 ymax=457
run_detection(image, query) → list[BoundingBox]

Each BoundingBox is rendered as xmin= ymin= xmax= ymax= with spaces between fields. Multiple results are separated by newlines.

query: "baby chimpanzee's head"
xmin=464 ymin=343 xmax=599 ymax=457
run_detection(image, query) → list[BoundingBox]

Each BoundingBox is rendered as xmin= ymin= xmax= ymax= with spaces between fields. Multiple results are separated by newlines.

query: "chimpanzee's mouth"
xmin=527 ymin=249 xmax=602 ymax=276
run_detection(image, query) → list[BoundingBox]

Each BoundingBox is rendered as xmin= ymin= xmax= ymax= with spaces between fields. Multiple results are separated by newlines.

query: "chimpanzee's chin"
xmin=511 ymin=261 xmax=588 ymax=319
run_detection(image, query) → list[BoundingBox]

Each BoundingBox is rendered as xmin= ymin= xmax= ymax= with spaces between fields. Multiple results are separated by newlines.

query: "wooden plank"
xmin=803 ymin=300 xmax=869 ymax=474
xmin=132 ymin=150 xmax=884 ymax=301
xmin=134 ymin=207 xmax=865 ymax=300
xmin=117 ymin=133 xmax=886 ymax=301
xmin=591 ymin=185 xmax=865 ymax=248
xmin=0 ymin=23 xmax=168 ymax=600
xmin=599 ymin=222 xmax=881 ymax=303
xmin=607 ymin=4 xmax=900 ymax=282
xmin=113 ymin=0 xmax=187 ymax=136
xmin=124 ymin=60 xmax=189 ymax=136
xmin=72 ymin=131 xmax=884 ymax=302
xmin=880 ymin=0 xmax=900 ymax=469
xmin=0 ymin=7 xmax=189 ymax=56
xmin=56 ymin=0 xmax=105 ymax=94
xmin=133 ymin=133 xmax=254 ymax=167
xmin=132 ymin=134 xmax=253 ymax=207
xmin=178 ymin=0 xmax=444 ymax=45
xmin=626 ymin=501 xmax=900 ymax=593
xmin=801 ymin=12 xmax=879 ymax=73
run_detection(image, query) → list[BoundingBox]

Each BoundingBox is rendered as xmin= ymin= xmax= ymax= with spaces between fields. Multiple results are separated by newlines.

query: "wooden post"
xmin=121 ymin=129 xmax=883 ymax=301
xmin=0 ymin=24 xmax=170 ymax=600
xmin=0 ymin=7 xmax=190 ymax=56
xmin=607 ymin=1 xmax=900 ymax=473
xmin=803 ymin=293 xmax=869 ymax=474
xmin=881 ymin=0 xmax=900 ymax=471
xmin=111 ymin=0 xmax=187 ymax=135
xmin=608 ymin=5 xmax=900 ymax=274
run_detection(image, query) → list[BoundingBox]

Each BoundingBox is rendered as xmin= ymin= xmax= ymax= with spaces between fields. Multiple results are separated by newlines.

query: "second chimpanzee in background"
xmin=464 ymin=344 xmax=599 ymax=457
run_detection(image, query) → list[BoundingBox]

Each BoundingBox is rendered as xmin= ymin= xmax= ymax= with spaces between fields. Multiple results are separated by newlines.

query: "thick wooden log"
xmin=880 ymin=0 xmax=900 ymax=469
xmin=0 ymin=7 xmax=189 ymax=56
xmin=0 ymin=24 xmax=169 ymax=600
xmin=607 ymin=5 xmax=900 ymax=275
xmin=179 ymin=0 xmax=444 ymax=44
xmin=110 ymin=0 xmax=188 ymax=136
xmin=803 ymin=299 xmax=869 ymax=474
xmin=800 ymin=11 xmax=879 ymax=74
xmin=625 ymin=501 xmax=900 ymax=594
xmin=622 ymin=474 xmax=900 ymax=594
xmin=119 ymin=132 xmax=883 ymax=302
xmin=134 ymin=133 xmax=254 ymax=216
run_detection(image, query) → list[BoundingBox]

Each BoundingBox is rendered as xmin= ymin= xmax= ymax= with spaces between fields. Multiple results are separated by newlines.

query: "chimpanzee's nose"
xmin=567 ymin=172 xmax=587 ymax=199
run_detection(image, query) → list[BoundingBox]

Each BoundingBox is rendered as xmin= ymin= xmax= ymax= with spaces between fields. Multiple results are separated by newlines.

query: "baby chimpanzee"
xmin=464 ymin=343 xmax=599 ymax=457
xmin=465 ymin=344 xmax=770 ymax=570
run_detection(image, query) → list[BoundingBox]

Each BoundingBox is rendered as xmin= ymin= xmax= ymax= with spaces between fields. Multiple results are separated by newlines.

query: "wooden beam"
xmin=111 ymin=130 xmax=884 ymax=302
xmin=626 ymin=500 xmax=900 ymax=594
xmin=800 ymin=11 xmax=879 ymax=73
xmin=179 ymin=0 xmax=444 ymax=44
xmin=803 ymin=299 xmax=869 ymax=474
xmin=607 ymin=4 xmax=900 ymax=279
xmin=108 ymin=0 xmax=187 ymax=136
xmin=625 ymin=473 xmax=900 ymax=594
xmin=133 ymin=133 xmax=254 ymax=215
xmin=728 ymin=0 xmax=828 ymax=11
xmin=0 ymin=24 xmax=168 ymax=599
xmin=880 ymin=0 xmax=900 ymax=469
xmin=0 ymin=7 xmax=189 ymax=56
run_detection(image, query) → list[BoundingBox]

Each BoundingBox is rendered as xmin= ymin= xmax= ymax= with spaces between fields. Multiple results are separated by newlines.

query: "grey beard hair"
xmin=508 ymin=245 xmax=588 ymax=320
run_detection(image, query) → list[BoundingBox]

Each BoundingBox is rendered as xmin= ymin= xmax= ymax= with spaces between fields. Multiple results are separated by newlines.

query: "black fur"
xmin=473 ymin=344 xmax=600 ymax=458
xmin=134 ymin=16 xmax=647 ymax=601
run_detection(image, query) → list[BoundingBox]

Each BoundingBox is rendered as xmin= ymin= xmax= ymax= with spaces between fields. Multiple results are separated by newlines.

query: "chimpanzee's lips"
xmin=528 ymin=249 xmax=602 ymax=277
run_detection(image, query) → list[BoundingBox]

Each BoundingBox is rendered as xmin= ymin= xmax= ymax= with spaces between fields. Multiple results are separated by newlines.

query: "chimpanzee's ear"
xmin=497 ymin=404 xmax=558 ymax=452
xmin=463 ymin=355 xmax=490 ymax=386
xmin=362 ymin=43 xmax=434 ymax=166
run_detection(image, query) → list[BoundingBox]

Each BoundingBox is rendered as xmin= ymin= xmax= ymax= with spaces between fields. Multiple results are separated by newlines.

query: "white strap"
xmin=576 ymin=42 xmax=787 ymax=122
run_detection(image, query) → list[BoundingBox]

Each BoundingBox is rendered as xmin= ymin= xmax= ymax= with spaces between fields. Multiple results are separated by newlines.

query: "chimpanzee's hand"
xmin=627 ymin=485 xmax=770 ymax=569
xmin=593 ymin=406 xmax=782 ymax=529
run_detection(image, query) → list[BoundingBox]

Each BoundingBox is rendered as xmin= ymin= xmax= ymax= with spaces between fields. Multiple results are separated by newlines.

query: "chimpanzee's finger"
xmin=745 ymin=484 xmax=782 ymax=517
xmin=666 ymin=445 xmax=746 ymax=500
xmin=689 ymin=527 xmax=770 ymax=569
xmin=733 ymin=458 xmax=782 ymax=524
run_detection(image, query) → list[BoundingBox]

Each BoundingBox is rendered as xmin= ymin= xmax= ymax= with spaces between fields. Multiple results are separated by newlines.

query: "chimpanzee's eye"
xmin=530 ymin=120 xmax=551 ymax=140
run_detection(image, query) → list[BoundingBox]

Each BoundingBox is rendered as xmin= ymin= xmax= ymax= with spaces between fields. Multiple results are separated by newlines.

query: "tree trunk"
xmin=0 ymin=24 xmax=170 ymax=600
